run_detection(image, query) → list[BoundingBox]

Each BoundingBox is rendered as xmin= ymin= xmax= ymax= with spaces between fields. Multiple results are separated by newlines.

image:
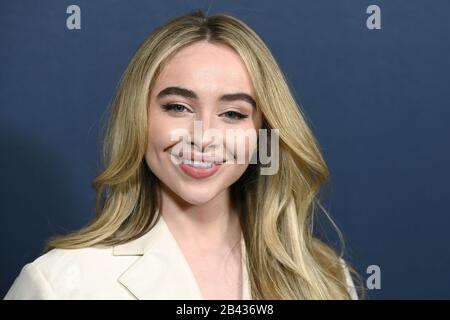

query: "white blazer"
xmin=4 ymin=215 xmax=358 ymax=300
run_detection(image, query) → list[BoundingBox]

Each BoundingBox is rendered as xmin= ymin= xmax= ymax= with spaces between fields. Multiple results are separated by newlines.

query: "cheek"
xmin=145 ymin=115 xmax=175 ymax=174
xmin=225 ymin=126 xmax=259 ymax=163
xmin=146 ymin=120 xmax=165 ymax=158
xmin=146 ymin=112 xmax=185 ymax=153
xmin=227 ymin=163 xmax=250 ymax=180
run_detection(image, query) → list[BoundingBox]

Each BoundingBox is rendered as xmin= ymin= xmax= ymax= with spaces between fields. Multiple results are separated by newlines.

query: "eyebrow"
xmin=156 ymin=86 xmax=257 ymax=109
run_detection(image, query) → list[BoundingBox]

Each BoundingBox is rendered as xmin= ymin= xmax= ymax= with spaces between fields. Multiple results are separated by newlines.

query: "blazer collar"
xmin=112 ymin=215 xmax=252 ymax=300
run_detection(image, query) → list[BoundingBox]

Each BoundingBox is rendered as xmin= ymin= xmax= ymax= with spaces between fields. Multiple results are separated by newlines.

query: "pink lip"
xmin=179 ymin=162 xmax=222 ymax=179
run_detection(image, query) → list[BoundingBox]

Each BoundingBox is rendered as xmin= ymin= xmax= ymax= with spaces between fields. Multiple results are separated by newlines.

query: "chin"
xmin=175 ymin=184 xmax=222 ymax=206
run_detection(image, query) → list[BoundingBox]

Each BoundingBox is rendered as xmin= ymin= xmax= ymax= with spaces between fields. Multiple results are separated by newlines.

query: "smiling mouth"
xmin=180 ymin=159 xmax=225 ymax=168
xmin=175 ymin=157 xmax=225 ymax=179
xmin=168 ymin=147 xmax=231 ymax=178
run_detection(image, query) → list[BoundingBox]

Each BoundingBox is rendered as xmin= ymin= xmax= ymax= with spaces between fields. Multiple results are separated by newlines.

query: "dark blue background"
xmin=1 ymin=0 xmax=449 ymax=299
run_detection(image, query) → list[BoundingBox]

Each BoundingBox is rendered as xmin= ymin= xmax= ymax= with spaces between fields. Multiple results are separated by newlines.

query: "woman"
xmin=4 ymin=9 xmax=362 ymax=300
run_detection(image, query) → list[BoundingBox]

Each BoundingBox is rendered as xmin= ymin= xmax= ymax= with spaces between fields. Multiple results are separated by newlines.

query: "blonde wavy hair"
xmin=46 ymin=9 xmax=364 ymax=300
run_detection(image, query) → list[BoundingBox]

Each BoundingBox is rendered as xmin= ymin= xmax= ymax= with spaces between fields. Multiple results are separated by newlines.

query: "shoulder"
xmin=3 ymin=245 xmax=137 ymax=300
xmin=30 ymin=245 xmax=114 ymax=275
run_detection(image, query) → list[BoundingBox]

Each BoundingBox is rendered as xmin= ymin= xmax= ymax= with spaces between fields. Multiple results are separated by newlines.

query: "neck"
xmin=159 ymin=184 xmax=241 ymax=255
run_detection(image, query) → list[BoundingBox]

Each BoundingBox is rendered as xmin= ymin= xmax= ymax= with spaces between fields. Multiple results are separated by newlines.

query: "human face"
xmin=145 ymin=41 xmax=263 ymax=205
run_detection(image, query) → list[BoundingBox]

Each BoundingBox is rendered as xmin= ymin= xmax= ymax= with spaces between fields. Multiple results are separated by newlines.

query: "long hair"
xmin=46 ymin=9 xmax=364 ymax=300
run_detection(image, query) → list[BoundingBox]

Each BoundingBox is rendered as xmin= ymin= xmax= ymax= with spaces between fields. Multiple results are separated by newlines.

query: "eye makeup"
xmin=161 ymin=103 xmax=249 ymax=121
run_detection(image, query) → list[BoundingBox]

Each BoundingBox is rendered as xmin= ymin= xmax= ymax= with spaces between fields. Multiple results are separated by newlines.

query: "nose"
xmin=190 ymin=112 xmax=218 ymax=153
xmin=191 ymin=122 xmax=214 ymax=153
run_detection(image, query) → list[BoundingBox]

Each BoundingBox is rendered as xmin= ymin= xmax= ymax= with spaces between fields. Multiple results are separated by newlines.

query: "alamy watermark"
xmin=168 ymin=121 xmax=279 ymax=175
xmin=366 ymin=264 xmax=381 ymax=290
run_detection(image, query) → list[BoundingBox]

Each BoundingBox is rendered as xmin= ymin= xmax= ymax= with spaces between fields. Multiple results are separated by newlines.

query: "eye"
xmin=161 ymin=104 xmax=192 ymax=113
xmin=220 ymin=111 xmax=249 ymax=120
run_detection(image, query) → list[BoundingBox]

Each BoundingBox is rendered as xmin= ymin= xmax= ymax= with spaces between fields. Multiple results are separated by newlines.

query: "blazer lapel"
xmin=113 ymin=215 xmax=252 ymax=300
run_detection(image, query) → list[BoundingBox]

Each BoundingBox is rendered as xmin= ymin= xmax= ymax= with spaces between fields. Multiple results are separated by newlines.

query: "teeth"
xmin=183 ymin=159 xmax=214 ymax=168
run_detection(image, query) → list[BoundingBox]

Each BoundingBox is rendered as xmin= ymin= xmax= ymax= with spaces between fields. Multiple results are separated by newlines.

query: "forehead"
xmin=153 ymin=41 xmax=255 ymax=97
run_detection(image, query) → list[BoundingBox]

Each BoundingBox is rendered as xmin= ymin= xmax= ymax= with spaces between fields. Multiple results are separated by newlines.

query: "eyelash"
xmin=161 ymin=104 xmax=249 ymax=120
